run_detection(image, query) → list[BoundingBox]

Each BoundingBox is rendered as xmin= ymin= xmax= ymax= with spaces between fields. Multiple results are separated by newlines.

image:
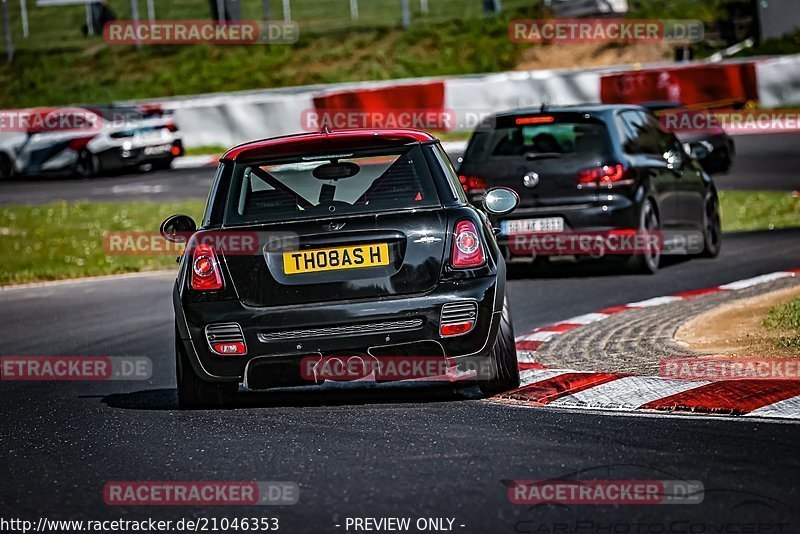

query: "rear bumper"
xmin=495 ymin=194 xmax=639 ymax=251
xmin=175 ymin=273 xmax=504 ymax=384
xmin=96 ymin=140 xmax=182 ymax=169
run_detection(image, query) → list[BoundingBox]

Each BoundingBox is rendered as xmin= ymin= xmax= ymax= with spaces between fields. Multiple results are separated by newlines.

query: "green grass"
xmin=0 ymin=200 xmax=204 ymax=285
xmin=0 ymin=3 xmax=539 ymax=107
xmin=627 ymin=0 xmax=724 ymax=23
xmin=183 ymin=145 xmax=227 ymax=156
xmin=3 ymin=0 xmax=797 ymax=108
xmin=2 ymin=0 xmax=537 ymax=51
xmin=0 ymin=190 xmax=797 ymax=286
xmin=719 ymin=191 xmax=800 ymax=232
xmin=764 ymin=296 xmax=800 ymax=350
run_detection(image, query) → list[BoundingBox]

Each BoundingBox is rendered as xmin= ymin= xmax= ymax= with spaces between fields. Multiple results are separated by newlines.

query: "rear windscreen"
xmin=223 ymin=145 xmax=440 ymax=225
xmin=464 ymin=118 xmax=611 ymax=161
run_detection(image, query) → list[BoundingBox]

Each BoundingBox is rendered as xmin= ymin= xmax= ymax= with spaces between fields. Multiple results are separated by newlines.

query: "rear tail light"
xmin=170 ymin=143 xmax=182 ymax=156
xmin=440 ymin=301 xmax=478 ymax=337
xmin=211 ymin=341 xmax=246 ymax=355
xmin=191 ymin=243 xmax=223 ymax=291
xmin=137 ymin=103 xmax=165 ymax=117
xmin=575 ymin=163 xmax=634 ymax=189
xmin=206 ymin=323 xmax=247 ymax=356
xmin=451 ymin=220 xmax=485 ymax=269
xmin=458 ymin=175 xmax=487 ymax=193
xmin=165 ymin=122 xmax=179 ymax=132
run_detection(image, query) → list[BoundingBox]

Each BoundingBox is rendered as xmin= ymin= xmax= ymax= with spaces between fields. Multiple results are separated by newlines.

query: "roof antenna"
xmin=540 ymin=99 xmax=548 ymax=113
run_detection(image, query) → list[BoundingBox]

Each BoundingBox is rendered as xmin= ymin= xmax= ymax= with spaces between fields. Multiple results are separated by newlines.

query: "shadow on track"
xmin=97 ymin=381 xmax=477 ymax=411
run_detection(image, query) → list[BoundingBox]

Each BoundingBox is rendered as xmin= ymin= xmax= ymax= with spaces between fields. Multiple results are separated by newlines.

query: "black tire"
xmin=175 ymin=327 xmax=238 ymax=409
xmin=0 ymin=153 xmax=13 ymax=180
xmin=625 ymin=198 xmax=661 ymax=274
xmin=74 ymin=149 xmax=99 ymax=178
xmin=478 ymin=296 xmax=520 ymax=396
xmin=700 ymin=189 xmax=722 ymax=258
xmin=718 ymin=142 xmax=735 ymax=173
xmin=150 ymin=158 xmax=174 ymax=171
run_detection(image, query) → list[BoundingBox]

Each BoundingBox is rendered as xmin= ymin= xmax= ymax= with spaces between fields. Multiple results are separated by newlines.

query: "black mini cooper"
xmin=161 ymin=129 xmax=521 ymax=408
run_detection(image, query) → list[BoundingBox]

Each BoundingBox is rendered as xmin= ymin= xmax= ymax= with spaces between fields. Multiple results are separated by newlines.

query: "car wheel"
xmin=477 ymin=296 xmax=520 ymax=396
xmin=151 ymin=158 xmax=174 ymax=171
xmin=625 ymin=199 xmax=661 ymax=274
xmin=719 ymin=142 xmax=735 ymax=173
xmin=175 ymin=326 xmax=238 ymax=409
xmin=700 ymin=190 xmax=722 ymax=258
xmin=74 ymin=150 xmax=99 ymax=178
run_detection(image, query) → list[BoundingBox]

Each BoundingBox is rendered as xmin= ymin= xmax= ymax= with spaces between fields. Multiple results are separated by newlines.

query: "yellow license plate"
xmin=283 ymin=243 xmax=390 ymax=275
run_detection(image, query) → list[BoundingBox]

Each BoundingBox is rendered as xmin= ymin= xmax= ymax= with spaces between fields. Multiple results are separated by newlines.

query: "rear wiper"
xmin=525 ymin=152 xmax=562 ymax=160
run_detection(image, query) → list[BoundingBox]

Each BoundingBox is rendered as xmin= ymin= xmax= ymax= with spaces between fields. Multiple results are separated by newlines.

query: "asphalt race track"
xmin=0 ymin=133 xmax=798 ymax=205
xmin=1 ymin=132 xmax=799 ymax=531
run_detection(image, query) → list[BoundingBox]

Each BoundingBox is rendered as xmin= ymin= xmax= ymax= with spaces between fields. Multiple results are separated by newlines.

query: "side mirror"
xmin=689 ymin=141 xmax=711 ymax=162
xmin=483 ymin=187 xmax=519 ymax=216
xmin=160 ymin=214 xmax=196 ymax=243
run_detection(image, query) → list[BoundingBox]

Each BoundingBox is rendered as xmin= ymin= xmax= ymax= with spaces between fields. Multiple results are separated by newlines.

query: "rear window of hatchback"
xmin=464 ymin=114 xmax=612 ymax=162
xmin=223 ymin=144 xmax=441 ymax=226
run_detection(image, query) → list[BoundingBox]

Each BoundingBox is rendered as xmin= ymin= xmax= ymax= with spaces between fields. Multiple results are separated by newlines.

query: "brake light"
xmin=211 ymin=341 xmax=246 ymax=355
xmin=440 ymin=321 xmax=474 ymax=337
xmin=575 ymin=163 xmax=633 ymax=189
xmin=165 ymin=122 xmax=178 ymax=132
xmin=191 ymin=243 xmax=223 ymax=291
xmin=458 ymin=175 xmax=487 ymax=193
xmin=516 ymin=116 xmax=555 ymax=125
xmin=170 ymin=143 xmax=182 ymax=156
xmin=451 ymin=220 xmax=485 ymax=268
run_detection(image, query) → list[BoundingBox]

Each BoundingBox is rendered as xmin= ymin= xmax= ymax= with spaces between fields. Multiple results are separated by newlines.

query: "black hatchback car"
xmin=457 ymin=105 xmax=722 ymax=273
xmin=161 ymin=129 xmax=522 ymax=408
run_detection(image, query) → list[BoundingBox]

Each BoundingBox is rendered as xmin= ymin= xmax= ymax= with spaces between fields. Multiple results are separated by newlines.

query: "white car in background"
xmin=0 ymin=105 xmax=184 ymax=180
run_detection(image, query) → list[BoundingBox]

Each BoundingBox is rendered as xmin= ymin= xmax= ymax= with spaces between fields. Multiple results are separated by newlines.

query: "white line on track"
xmin=553 ymin=312 xmax=610 ymax=325
xmin=625 ymin=295 xmax=684 ymax=307
xmin=718 ymin=271 xmax=794 ymax=290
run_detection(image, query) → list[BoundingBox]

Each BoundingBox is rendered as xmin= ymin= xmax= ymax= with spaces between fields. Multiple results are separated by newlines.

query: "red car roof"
xmin=222 ymin=129 xmax=437 ymax=161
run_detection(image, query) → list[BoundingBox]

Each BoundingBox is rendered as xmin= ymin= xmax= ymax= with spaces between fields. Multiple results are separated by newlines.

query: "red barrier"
xmin=600 ymin=63 xmax=758 ymax=106
xmin=313 ymin=81 xmax=446 ymax=121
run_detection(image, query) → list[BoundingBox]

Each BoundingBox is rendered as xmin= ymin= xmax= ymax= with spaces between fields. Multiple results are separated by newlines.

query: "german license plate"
xmin=502 ymin=217 xmax=565 ymax=235
xmin=283 ymin=243 xmax=390 ymax=275
xmin=143 ymin=144 xmax=172 ymax=155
